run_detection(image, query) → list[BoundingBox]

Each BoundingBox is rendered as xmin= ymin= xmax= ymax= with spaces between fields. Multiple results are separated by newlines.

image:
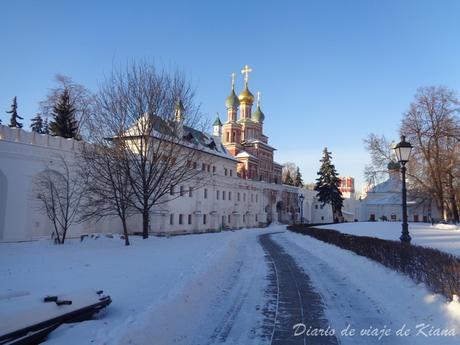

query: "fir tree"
xmin=42 ymin=118 xmax=50 ymax=135
xmin=30 ymin=113 xmax=45 ymax=133
xmin=49 ymin=89 xmax=78 ymax=139
xmin=314 ymin=147 xmax=344 ymax=221
xmin=294 ymin=167 xmax=304 ymax=187
xmin=6 ymin=96 xmax=23 ymax=128
xmin=284 ymin=170 xmax=294 ymax=185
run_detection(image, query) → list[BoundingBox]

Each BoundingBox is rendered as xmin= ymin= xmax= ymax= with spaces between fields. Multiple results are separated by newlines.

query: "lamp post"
xmin=299 ymin=193 xmax=305 ymax=224
xmin=393 ymin=135 xmax=413 ymax=244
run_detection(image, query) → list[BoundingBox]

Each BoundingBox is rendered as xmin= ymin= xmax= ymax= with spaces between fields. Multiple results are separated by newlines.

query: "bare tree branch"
xmin=89 ymin=61 xmax=213 ymax=238
xmin=33 ymin=155 xmax=86 ymax=243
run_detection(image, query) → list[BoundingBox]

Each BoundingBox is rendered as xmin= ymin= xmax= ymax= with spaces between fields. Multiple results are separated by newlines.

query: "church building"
xmin=214 ymin=65 xmax=283 ymax=184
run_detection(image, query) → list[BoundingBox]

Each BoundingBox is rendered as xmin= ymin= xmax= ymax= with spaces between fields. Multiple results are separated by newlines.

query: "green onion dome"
xmin=252 ymin=105 xmax=265 ymax=123
xmin=225 ymin=89 xmax=240 ymax=109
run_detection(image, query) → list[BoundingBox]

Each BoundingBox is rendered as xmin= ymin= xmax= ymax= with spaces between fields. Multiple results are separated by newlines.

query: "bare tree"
xmin=34 ymin=155 xmax=86 ymax=244
xmin=282 ymin=162 xmax=303 ymax=186
xmin=80 ymin=144 xmax=135 ymax=245
xmin=92 ymin=61 xmax=211 ymax=239
xmin=401 ymin=86 xmax=460 ymax=221
xmin=363 ymin=133 xmax=395 ymax=185
xmin=39 ymin=75 xmax=95 ymax=139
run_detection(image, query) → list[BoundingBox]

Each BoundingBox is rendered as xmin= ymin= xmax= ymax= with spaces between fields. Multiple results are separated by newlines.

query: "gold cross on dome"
xmin=241 ymin=65 xmax=252 ymax=85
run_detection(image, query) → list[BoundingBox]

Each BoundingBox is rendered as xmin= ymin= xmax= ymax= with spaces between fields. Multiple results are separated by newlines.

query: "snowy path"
xmin=259 ymin=232 xmax=339 ymax=345
xmin=109 ymin=228 xmax=270 ymax=345
xmin=274 ymin=231 xmax=460 ymax=345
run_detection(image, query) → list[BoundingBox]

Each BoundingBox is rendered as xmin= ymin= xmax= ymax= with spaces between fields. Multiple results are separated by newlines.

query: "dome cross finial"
xmin=241 ymin=65 xmax=252 ymax=86
xmin=257 ymin=91 xmax=261 ymax=107
xmin=231 ymin=72 xmax=236 ymax=90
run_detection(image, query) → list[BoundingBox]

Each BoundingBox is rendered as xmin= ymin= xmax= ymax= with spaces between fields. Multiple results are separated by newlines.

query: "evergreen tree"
xmin=283 ymin=170 xmax=294 ymax=185
xmin=42 ymin=118 xmax=50 ymax=135
xmin=314 ymin=147 xmax=344 ymax=221
xmin=6 ymin=97 xmax=23 ymax=128
xmin=294 ymin=166 xmax=304 ymax=187
xmin=49 ymin=89 xmax=78 ymax=139
xmin=30 ymin=113 xmax=45 ymax=133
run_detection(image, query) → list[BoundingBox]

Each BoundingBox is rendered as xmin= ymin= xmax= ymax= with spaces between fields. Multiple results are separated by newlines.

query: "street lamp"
xmin=394 ymin=135 xmax=413 ymax=244
xmin=299 ymin=193 xmax=305 ymax=224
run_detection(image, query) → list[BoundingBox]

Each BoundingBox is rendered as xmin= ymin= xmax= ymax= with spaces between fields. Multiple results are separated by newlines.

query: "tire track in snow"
xmin=206 ymin=259 xmax=250 ymax=343
xmin=201 ymin=231 xmax=268 ymax=345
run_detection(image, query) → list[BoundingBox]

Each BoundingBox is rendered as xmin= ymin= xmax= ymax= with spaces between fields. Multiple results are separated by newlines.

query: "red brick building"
xmin=339 ymin=176 xmax=355 ymax=198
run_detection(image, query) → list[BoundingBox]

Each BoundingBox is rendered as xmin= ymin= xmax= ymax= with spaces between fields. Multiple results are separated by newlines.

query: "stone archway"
xmin=276 ymin=201 xmax=284 ymax=223
xmin=0 ymin=170 xmax=7 ymax=241
xmin=304 ymin=201 xmax=311 ymax=223
xmin=265 ymin=204 xmax=272 ymax=224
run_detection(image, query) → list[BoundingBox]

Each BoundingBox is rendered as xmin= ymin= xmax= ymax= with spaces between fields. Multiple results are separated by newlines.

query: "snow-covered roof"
xmin=119 ymin=113 xmax=237 ymax=162
xmin=242 ymin=139 xmax=276 ymax=151
xmin=366 ymin=194 xmax=417 ymax=206
xmin=368 ymin=173 xmax=401 ymax=194
xmin=235 ymin=150 xmax=258 ymax=159
xmin=183 ymin=126 xmax=237 ymax=161
xmin=366 ymin=194 xmax=401 ymax=205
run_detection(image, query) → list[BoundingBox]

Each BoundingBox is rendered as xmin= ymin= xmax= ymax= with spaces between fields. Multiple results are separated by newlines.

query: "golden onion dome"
xmin=238 ymin=85 xmax=254 ymax=104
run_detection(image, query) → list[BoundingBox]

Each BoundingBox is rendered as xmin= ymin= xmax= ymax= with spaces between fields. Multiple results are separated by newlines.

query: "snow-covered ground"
xmin=316 ymin=222 xmax=460 ymax=256
xmin=0 ymin=228 xmax=272 ymax=345
xmin=274 ymin=231 xmax=460 ymax=345
xmin=2 ymin=224 xmax=460 ymax=344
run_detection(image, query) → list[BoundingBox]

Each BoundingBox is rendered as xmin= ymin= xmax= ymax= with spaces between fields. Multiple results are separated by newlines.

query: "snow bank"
xmin=0 ymin=289 xmax=108 ymax=337
xmin=317 ymin=222 xmax=460 ymax=256
xmin=446 ymin=296 xmax=460 ymax=328
xmin=433 ymin=223 xmax=460 ymax=231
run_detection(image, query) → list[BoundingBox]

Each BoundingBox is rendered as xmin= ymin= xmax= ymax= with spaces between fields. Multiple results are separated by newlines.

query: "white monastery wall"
xmin=1 ymin=125 xmax=330 ymax=242
xmin=0 ymin=126 xmax=90 ymax=241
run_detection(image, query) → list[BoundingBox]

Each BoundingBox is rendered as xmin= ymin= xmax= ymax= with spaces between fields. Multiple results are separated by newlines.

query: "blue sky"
xmin=1 ymin=0 xmax=460 ymax=190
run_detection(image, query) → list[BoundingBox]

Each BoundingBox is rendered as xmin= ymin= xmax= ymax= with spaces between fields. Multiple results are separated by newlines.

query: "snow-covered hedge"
xmin=288 ymin=225 xmax=460 ymax=300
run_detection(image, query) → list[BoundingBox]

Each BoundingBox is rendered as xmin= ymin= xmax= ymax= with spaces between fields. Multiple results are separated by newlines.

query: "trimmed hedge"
xmin=288 ymin=224 xmax=460 ymax=300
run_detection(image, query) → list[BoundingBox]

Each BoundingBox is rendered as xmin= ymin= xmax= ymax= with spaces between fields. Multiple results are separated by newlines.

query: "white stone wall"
xmin=297 ymin=189 xmax=361 ymax=224
xmin=0 ymin=126 xmax=91 ymax=241
xmin=0 ymin=125 xmax=306 ymax=241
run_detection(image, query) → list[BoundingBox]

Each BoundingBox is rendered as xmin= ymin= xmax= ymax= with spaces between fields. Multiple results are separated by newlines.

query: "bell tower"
xmin=222 ymin=73 xmax=243 ymax=155
xmin=225 ymin=73 xmax=239 ymax=122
